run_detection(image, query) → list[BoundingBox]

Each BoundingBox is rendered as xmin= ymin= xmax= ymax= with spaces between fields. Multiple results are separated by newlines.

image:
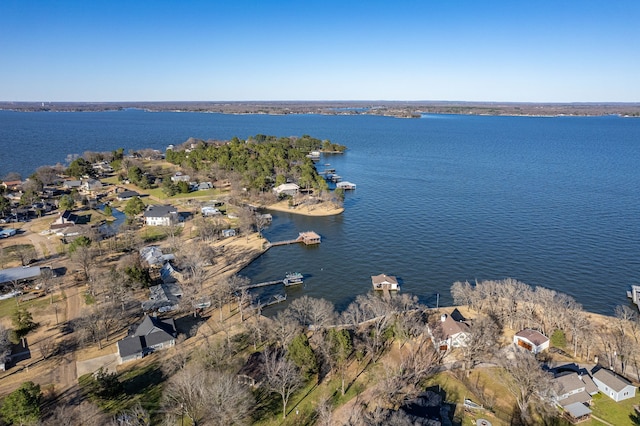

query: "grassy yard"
xmin=0 ymin=293 xmax=62 ymax=321
xmin=78 ymin=363 xmax=165 ymax=422
xmin=588 ymin=392 xmax=640 ymax=425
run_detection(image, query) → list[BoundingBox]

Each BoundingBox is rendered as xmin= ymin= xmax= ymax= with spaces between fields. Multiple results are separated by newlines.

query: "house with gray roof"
xmin=592 ymin=367 xmax=637 ymax=402
xmin=0 ymin=266 xmax=41 ymax=287
xmin=117 ymin=316 xmax=177 ymax=364
xmin=552 ymin=372 xmax=598 ymax=408
xmin=143 ymin=205 xmax=178 ymax=227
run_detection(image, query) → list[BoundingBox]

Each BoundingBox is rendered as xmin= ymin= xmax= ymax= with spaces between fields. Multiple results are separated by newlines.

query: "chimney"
xmin=441 ymin=314 xmax=447 ymax=322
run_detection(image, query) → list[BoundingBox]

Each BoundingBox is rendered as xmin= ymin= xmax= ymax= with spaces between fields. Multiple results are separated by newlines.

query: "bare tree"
xmin=501 ymin=349 xmax=557 ymax=424
xmin=15 ymin=244 xmax=37 ymax=266
xmin=263 ymin=349 xmax=303 ymax=419
xmin=114 ymin=403 xmax=151 ymax=425
xmin=71 ymin=245 xmax=96 ymax=286
xmin=451 ymin=280 xmax=474 ymax=310
xmin=461 ymin=315 xmax=502 ymax=373
xmin=163 ymin=366 xmax=209 ymax=425
xmin=271 ymin=310 xmax=301 ymax=348
xmin=285 ymin=295 xmax=336 ymax=329
xmin=315 ymin=396 xmax=334 ymax=426
xmin=210 ymin=278 xmax=233 ymax=322
xmin=44 ymin=401 xmax=109 ymax=426
xmin=207 ymin=371 xmax=254 ymax=426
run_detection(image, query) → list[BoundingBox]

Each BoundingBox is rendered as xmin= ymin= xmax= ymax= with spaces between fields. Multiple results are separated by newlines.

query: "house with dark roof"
xmin=52 ymin=210 xmax=79 ymax=227
xmin=117 ymin=190 xmax=140 ymax=201
xmin=143 ymin=205 xmax=178 ymax=227
xmin=117 ymin=316 xmax=177 ymax=364
xmin=513 ymin=329 xmax=549 ymax=354
xmin=592 ymin=367 xmax=637 ymax=402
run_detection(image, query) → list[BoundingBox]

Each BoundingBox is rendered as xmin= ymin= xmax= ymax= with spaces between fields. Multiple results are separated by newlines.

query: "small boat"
xmin=283 ymin=272 xmax=304 ymax=286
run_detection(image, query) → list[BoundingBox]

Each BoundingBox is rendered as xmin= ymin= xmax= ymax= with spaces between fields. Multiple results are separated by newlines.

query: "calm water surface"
xmin=1 ymin=110 xmax=639 ymax=315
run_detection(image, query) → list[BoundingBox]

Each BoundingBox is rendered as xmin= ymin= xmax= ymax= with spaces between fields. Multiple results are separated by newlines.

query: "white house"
xmin=201 ymin=206 xmax=221 ymax=217
xmin=81 ymin=178 xmax=102 ymax=193
xmin=143 ymin=205 xmax=178 ymax=227
xmin=170 ymin=172 xmax=190 ymax=183
xmin=552 ymin=372 xmax=599 ymax=408
xmin=513 ymin=329 xmax=549 ymax=354
xmin=273 ymin=183 xmax=300 ymax=197
xmin=438 ymin=309 xmax=470 ymax=351
xmin=592 ymin=368 xmax=637 ymax=402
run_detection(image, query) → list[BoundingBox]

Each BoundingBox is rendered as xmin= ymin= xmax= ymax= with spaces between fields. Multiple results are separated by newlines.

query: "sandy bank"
xmin=265 ymin=199 xmax=344 ymax=216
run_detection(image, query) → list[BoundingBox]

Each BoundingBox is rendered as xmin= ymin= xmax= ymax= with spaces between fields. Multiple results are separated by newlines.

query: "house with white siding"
xmin=592 ymin=368 xmax=637 ymax=402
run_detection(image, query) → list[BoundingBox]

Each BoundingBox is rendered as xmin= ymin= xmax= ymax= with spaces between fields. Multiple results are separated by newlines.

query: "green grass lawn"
xmin=588 ymin=392 xmax=640 ymax=425
xmin=0 ymin=294 xmax=62 ymax=320
xmin=78 ymin=363 xmax=165 ymax=421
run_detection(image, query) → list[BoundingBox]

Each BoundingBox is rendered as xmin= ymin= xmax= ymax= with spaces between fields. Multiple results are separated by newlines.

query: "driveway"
xmin=76 ymin=353 xmax=118 ymax=378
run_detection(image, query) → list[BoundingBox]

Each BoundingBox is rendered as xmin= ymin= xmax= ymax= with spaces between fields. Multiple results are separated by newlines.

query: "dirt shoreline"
xmin=264 ymin=199 xmax=344 ymax=216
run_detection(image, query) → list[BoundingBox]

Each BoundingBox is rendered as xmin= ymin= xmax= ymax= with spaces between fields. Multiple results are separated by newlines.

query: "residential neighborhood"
xmin=0 ymin=138 xmax=638 ymax=426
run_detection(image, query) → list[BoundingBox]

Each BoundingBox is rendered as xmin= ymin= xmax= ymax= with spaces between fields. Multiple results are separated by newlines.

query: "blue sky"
xmin=1 ymin=1 xmax=638 ymax=102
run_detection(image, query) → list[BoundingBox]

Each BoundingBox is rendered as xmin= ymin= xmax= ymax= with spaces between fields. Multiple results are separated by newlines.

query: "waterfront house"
xmin=0 ymin=180 xmax=23 ymax=191
xmin=273 ymin=183 xmax=300 ymax=197
xmin=513 ymin=329 xmax=549 ymax=354
xmin=371 ymin=274 xmax=399 ymax=291
xmin=143 ymin=205 xmax=178 ymax=227
xmin=117 ymin=315 xmax=177 ymax=364
xmin=592 ymin=367 xmax=637 ymax=402
xmin=438 ymin=309 xmax=470 ymax=351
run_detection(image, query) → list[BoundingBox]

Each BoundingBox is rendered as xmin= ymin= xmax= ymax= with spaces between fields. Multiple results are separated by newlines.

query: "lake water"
xmin=1 ymin=110 xmax=639 ymax=315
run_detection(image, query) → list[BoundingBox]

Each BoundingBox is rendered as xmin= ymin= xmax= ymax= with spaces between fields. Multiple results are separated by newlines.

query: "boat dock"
xmin=240 ymin=273 xmax=305 ymax=290
xmin=627 ymin=285 xmax=640 ymax=309
xmin=267 ymin=231 xmax=321 ymax=248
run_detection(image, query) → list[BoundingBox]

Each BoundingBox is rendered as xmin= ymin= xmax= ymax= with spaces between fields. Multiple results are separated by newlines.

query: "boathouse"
xmin=371 ymin=274 xmax=399 ymax=291
xmin=298 ymin=231 xmax=321 ymax=245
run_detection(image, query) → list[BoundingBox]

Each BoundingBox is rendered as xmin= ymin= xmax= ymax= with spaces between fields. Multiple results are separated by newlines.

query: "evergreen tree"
xmin=0 ymin=381 xmax=42 ymax=425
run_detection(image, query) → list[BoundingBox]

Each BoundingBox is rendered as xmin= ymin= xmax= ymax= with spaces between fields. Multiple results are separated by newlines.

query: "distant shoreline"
xmin=2 ymin=101 xmax=640 ymax=118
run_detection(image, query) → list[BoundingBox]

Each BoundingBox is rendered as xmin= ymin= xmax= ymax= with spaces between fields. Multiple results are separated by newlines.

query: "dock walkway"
xmin=266 ymin=230 xmax=321 ymax=248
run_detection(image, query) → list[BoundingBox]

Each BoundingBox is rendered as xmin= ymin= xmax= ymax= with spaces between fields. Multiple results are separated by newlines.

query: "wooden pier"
xmin=240 ymin=279 xmax=284 ymax=290
xmin=267 ymin=231 xmax=321 ymax=248
xmin=240 ymin=273 xmax=305 ymax=290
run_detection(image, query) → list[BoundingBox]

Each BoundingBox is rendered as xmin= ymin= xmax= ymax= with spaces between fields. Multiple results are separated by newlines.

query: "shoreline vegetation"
xmin=2 ymin=100 xmax=640 ymax=118
xmin=3 ymin=132 xmax=640 ymax=425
